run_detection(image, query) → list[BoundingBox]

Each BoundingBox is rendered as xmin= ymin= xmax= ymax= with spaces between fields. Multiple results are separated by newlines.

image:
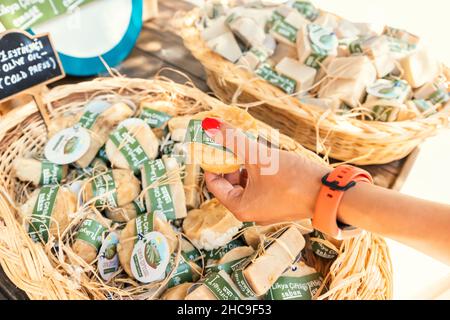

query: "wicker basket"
xmin=0 ymin=77 xmax=392 ymax=300
xmin=180 ymin=9 xmax=450 ymax=165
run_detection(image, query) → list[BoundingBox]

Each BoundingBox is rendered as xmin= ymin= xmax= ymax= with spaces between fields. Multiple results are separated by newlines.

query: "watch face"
xmin=30 ymin=0 xmax=143 ymax=76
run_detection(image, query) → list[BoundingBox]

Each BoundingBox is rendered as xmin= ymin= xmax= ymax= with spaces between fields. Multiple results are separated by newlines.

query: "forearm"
xmin=337 ymin=183 xmax=450 ymax=265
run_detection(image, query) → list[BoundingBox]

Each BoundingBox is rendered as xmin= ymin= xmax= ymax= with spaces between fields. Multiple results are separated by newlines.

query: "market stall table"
xmin=0 ymin=0 xmax=419 ymax=299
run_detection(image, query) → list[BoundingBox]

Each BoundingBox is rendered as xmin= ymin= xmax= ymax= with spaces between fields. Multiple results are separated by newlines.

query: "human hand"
xmin=202 ymin=118 xmax=330 ymax=225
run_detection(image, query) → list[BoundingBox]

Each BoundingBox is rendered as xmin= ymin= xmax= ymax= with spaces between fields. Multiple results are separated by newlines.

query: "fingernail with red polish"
xmin=202 ymin=117 xmax=221 ymax=137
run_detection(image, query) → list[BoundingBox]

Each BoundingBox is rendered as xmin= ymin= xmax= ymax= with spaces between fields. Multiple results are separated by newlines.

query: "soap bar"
xmin=13 ymin=158 xmax=67 ymax=186
xmin=161 ymin=283 xmax=194 ymax=300
xmin=365 ymin=79 xmax=412 ymax=104
xmin=275 ymin=57 xmax=317 ymax=93
xmin=207 ymin=32 xmax=243 ymax=63
xmin=400 ymin=48 xmax=441 ymax=88
xmin=183 ymin=163 xmax=202 ymax=210
xmin=314 ymin=12 xmax=339 ymax=30
xmin=238 ymin=227 xmax=306 ymax=296
xmin=335 ymin=19 xmax=360 ymax=40
xmin=318 ymin=56 xmax=377 ymax=107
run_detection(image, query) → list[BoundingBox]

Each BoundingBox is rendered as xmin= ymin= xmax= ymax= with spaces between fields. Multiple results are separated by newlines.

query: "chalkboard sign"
xmin=0 ymin=30 xmax=65 ymax=103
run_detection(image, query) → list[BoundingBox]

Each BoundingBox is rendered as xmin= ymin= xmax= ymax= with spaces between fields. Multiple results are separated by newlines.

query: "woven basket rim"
xmin=179 ymin=9 xmax=450 ymax=142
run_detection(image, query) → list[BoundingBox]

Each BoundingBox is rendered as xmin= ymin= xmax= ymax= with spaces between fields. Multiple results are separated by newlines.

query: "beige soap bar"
xmin=270 ymin=43 xmax=298 ymax=65
xmin=184 ymin=162 xmax=201 ymax=210
xmin=161 ymin=283 xmax=193 ymax=300
xmin=207 ymin=32 xmax=243 ymax=63
xmin=229 ymin=16 xmax=266 ymax=48
xmin=275 ymin=57 xmax=317 ymax=93
xmin=400 ymin=48 xmax=441 ymax=88
xmin=318 ymin=56 xmax=377 ymax=107
xmin=13 ymin=158 xmax=68 ymax=186
xmin=243 ymin=226 xmax=306 ymax=296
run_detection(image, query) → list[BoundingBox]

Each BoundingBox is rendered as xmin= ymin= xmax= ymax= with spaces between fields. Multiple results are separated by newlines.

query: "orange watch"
xmin=312 ymin=165 xmax=373 ymax=240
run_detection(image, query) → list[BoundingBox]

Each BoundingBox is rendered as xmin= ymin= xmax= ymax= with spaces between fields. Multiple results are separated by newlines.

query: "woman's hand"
xmin=202 ymin=118 xmax=330 ymax=225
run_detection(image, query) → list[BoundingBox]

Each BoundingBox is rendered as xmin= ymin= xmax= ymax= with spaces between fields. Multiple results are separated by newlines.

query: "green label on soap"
xmin=142 ymin=160 xmax=176 ymax=221
xmin=39 ymin=160 xmax=63 ymax=185
xmin=311 ymin=230 xmax=339 ymax=260
xmin=185 ymin=119 xmax=231 ymax=153
xmin=0 ymin=0 xmax=97 ymax=30
xmin=428 ymin=89 xmax=449 ymax=105
xmin=28 ymin=185 xmax=59 ymax=243
xmin=265 ymin=272 xmax=323 ymax=300
xmin=206 ymin=257 xmax=247 ymax=275
xmin=78 ymin=111 xmax=100 ymax=130
xmin=135 ymin=212 xmax=154 ymax=243
xmin=140 ymin=108 xmax=172 ymax=129
xmin=292 ymin=1 xmax=319 ymax=21
xmin=231 ymin=269 xmax=256 ymax=298
xmin=256 ymin=64 xmax=296 ymax=94
xmin=92 ymin=170 xmax=118 ymax=208
xmin=204 ymin=272 xmax=241 ymax=300
xmin=109 ymin=126 xmax=150 ymax=174
xmin=76 ymin=218 xmax=107 ymax=250
xmin=204 ymin=239 xmax=245 ymax=261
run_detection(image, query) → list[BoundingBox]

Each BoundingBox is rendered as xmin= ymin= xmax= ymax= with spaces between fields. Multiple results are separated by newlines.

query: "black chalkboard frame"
xmin=0 ymin=29 xmax=65 ymax=104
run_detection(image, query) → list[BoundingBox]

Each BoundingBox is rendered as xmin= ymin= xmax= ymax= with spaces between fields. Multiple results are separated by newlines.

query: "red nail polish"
xmin=202 ymin=117 xmax=221 ymax=136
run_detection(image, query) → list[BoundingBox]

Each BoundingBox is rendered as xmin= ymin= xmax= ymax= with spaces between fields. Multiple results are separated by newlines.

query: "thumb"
xmin=202 ymin=117 xmax=258 ymax=166
xmin=204 ymin=171 xmax=244 ymax=214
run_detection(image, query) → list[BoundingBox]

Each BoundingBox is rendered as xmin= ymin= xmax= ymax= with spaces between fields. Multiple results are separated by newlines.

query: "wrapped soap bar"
xmin=207 ymin=32 xmax=243 ymax=63
xmin=335 ymin=19 xmax=361 ymax=40
xmin=105 ymin=199 xmax=146 ymax=223
xmin=296 ymin=24 xmax=338 ymax=69
xmin=106 ymin=118 xmax=160 ymax=173
xmin=275 ymin=57 xmax=317 ymax=94
xmin=72 ymin=213 xmax=112 ymax=264
xmin=76 ymin=101 xmax=134 ymax=168
xmin=141 ymin=157 xmax=187 ymax=221
xmin=265 ymin=262 xmax=323 ymax=300
xmin=168 ymin=116 xmax=192 ymax=142
xmin=21 ymin=186 xmax=76 ymax=243
xmin=400 ymin=47 xmax=441 ymax=88
xmin=185 ymin=106 xmax=258 ymax=175
xmin=117 ymin=212 xmax=178 ymax=279
xmin=13 ymin=158 xmax=68 ymax=186
xmin=84 ymin=169 xmax=141 ymax=209
xmin=318 ymin=56 xmax=377 ymax=108
xmin=185 ymin=270 xmax=242 ymax=300
xmin=206 ymin=246 xmax=254 ymax=274
xmin=231 ymin=226 xmax=306 ymax=297
xmin=183 ymin=199 xmax=243 ymax=251
xmin=161 ymin=283 xmax=194 ymax=300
